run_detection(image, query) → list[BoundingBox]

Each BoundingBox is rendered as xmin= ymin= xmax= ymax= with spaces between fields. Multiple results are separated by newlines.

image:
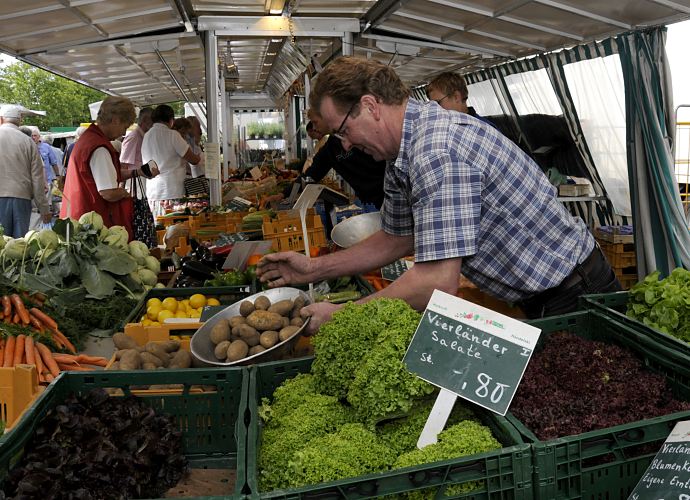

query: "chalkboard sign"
xmin=404 ymin=289 xmax=541 ymax=415
xmin=628 ymin=420 xmax=690 ymax=499
xmin=227 ymin=197 xmax=253 ymax=212
xmin=381 ymin=259 xmax=413 ymax=281
xmin=214 ymin=232 xmax=250 ymax=246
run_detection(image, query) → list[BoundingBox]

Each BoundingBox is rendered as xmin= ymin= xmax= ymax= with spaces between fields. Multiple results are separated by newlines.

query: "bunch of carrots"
xmin=362 ymin=272 xmax=389 ymax=292
xmin=0 ymin=293 xmax=108 ymax=383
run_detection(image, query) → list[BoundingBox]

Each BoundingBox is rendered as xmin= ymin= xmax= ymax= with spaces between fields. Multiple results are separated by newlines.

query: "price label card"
xmin=628 ymin=420 xmax=690 ymax=499
xmin=227 ymin=196 xmax=253 ymax=212
xmin=214 ymin=232 xmax=250 ymax=246
xmin=381 ymin=259 xmax=414 ymax=281
xmin=403 ymin=289 xmax=540 ymax=415
xmin=204 ymin=142 xmax=220 ymax=180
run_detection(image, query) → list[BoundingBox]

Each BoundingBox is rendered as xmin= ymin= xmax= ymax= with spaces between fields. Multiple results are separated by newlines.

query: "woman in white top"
xmin=141 ymin=105 xmax=201 ymax=216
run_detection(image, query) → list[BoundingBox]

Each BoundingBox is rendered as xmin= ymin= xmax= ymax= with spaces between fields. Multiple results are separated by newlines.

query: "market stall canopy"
xmin=2 ymin=1 xmax=690 ymax=105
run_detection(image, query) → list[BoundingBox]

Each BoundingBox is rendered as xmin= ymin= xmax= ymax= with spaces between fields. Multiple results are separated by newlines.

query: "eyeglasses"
xmin=433 ymin=93 xmax=451 ymax=105
xmin=333 ymin=101 xmax=358 ymax=140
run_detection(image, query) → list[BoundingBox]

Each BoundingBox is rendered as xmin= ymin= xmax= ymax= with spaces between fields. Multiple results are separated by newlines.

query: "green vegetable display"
xmin=258 ymin=298 xmax=504 ymax=493
xmin=627 ymin=268 xmax=690 ymax=341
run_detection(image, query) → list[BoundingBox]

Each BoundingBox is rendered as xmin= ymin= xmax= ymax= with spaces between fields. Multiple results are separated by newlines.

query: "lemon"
xmin=189 ymin=309 xmax=201 ymax=319
xmin=180 ymin=299 xmax=190 ymax=309
xmin=157 ymin=309 xmax=174 ymax=323
xmin=175 ymin=310 xmax=188 ymax=318
xmin=189 ymin=294 xmax=207 ymax=309
xmin=140 ymin=315 xmax=147 ymax=322
xmin=161 ymin=297 xmax=178 ymax=313
xmin=142 ymin=318 xmax=152 ymax=326
xmin=207 ymin=298 xmax=220 ymax=306
xmin=150 ymin=321 xmax=160 ymax=326
xmin=147 ymin=297 xmax=162 ymax=309
xmin=147 ymin=305 xmax=162 ymax=321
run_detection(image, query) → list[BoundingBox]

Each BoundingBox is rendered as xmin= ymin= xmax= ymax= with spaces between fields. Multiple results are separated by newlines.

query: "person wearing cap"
xmin=31 ymin=128 xmax=59 ymax=189
xmin=60 ymin=96 xmax=141 ymax=239
xmin=0 ymin=105 xmax=52 ymax=237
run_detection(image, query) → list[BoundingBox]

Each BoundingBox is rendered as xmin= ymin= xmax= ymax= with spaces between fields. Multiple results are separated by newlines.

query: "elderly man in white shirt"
xmin=0 ymin=104 xmax=51 ymax=237
xmin=141 ymin=104 xmax=201 ymax=216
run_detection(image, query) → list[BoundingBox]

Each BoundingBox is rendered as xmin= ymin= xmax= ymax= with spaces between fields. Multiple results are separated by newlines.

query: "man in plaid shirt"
xmin=258 ymin=57 xmax=620 ymax=333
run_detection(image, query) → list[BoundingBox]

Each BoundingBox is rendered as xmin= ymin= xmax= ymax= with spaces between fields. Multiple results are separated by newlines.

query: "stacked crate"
xmin=595 ymin=227 xmax=637 ymax=289
xmin=261 ymin=209 xmax=326 ymax=252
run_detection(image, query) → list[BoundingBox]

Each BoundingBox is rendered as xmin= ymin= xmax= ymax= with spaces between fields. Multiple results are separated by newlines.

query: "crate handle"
xmin=302 ymin=490 xmax=341 ymax=500
xmin=448 ymin=461 xmax=485 ymax=476
xmin=408 ymin=468 xmax=444 ymax=486
xmin=615 ymin=428 xmax=645 ymax=443
xmin=344 ymin=480 xmax=378 ymax=496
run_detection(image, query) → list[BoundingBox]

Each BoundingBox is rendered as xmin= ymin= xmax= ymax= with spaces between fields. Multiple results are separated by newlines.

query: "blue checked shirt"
xmin=382 ymin=99 xmax=595 ymax=302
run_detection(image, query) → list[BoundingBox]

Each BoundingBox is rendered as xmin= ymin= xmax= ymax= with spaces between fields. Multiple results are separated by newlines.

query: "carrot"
xmin=25 ymin=336 xmax=35 ymax=365
xmin=35 ymin=342 xmax=59 ymax=377
xmin=53 ymin=330 xmax=76 ymax=354
xmin=29 ymin=308 xmax=58 ymax=332
xmin=1 ymin=296 xmax=10 ymax=317
xmin=44 ymin=373 xmax=55 ymax=383
xmin=12 ymin=313 xmax=19 ymax=324
xmin=10 ymin=295 xmax=30 ymax=325
xmin=76 ymin=355 xmax=108 ymax=367
xmin=33 ymin=346 xmax=44 ymax=379
xmin=13 ymin=335 xmax=25 ymax=366
xmin=57 ymin=363 xmax=93 ymax=372
xmin=0 ymin=338 xmax=5 ymax=365
xmin=3 ymin=336 xmax=15 ymax=367
xmin=28 ymin=312 xmax=43 ymax=332
xmin=21 ymin=292 xmax=42 ymax=307
xmin=52 ymin=354 xmax=80 ymax=365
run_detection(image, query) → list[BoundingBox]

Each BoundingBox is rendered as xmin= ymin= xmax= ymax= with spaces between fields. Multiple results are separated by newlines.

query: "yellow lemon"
xmin=207 ymin=298 xmax=220 ymax=306
xmin=189 ymin=294 xmax=207 ymax=309
xmin=140 ymin=315 xmax=147 ymax=322
xmin=161 ymin=297 xmax=178 ymax=313
xmin=180 ymin=299 xmax=190 ymax=309
xmin=147 ymin=305 xmax=162 ymax=321
xmin=157 ymin=309 xmax=174 ymax=323
xmin=142 ymin=318 xmax=152 ymax=326
xmin=175 ymin=310 xmax=188 ymax=318
xmin=189 ymin=309 xmax=201 ymax=319
xmin=150 ymin=321 xmax=160 ymax=326
xmin=146 ymin=297 xmax=162 ymax=309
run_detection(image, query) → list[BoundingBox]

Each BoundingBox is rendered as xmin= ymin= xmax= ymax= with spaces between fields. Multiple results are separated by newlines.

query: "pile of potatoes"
xmin=109 ymin=332 xmax=193 ymax=370
xmin=209 ymin=294 xmax=306 ymax=363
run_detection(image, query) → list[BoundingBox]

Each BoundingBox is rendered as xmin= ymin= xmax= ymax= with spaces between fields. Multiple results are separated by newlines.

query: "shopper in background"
xmin=141 ymin=105 xmax=201 ymax=216
xmin=60 ymin=96 xmax=145 ymax=239
xmin=426 ymin=72 xmax=496 ymax=128
xmin=62 ymin=125 xmax=88 ymax=176
xmin=31 ymin=128 xmax=59 ymax=190
xmin=186 ymin=115 xmax=205 ymax=178
xmin=0 ymin=105 xmax=51 ymax=237
xmin=120 ymin=107 xmax=153 ymax=172
xmin=257 ymin=56 xmax=621 ymax=332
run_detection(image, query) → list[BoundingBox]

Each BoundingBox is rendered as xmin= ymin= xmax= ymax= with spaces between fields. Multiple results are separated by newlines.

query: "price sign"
xmin=227 ymin=197 xmax=253 ymax=212
xmin=204 ymin=142 xmax=220 ymax=180
xmin=214 ymin=232 xmax=250 ymax=246
xmin=404 ymin=289 xmax=540 ymax=416
xmin=628 ymin=420 xmax=690 ymax=499
xmin=381 ymin=259 xmax=413 ymax=281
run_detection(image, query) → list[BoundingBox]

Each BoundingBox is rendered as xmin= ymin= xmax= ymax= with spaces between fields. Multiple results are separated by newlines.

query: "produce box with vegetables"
xmin=0 ymin=368 xmax=248 ymax=499
xmin=508 ymin=309 xmax=690 ymax=500
xmin=246 ymin=299 xmax=534 ymax=499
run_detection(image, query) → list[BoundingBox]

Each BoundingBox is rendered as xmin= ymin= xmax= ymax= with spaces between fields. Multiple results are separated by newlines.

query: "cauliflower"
xmin=128 ymin=240 xmax=150 ymax=265
xmin=4 ymin=238 xmax=27 ymax=260
xmin=104 ymin=225 xmax=129 ymax=250
xmin=79 ymin=211 xmax=104 ymax=231
xmin=37 ymin=229 xmax=59 ymax=250
xmin=137 ymin=268 xmax=158 ymax=286
xmin=144 ymin=255 xmax=161 ymax=275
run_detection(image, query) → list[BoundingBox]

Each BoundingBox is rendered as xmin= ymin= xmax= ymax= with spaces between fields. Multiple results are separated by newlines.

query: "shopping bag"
xmin=130 ymin=174 xmax=157 ymax=248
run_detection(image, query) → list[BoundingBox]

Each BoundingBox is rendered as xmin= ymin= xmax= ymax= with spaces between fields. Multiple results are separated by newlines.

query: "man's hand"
xmin=150 ymin=165 xmax=160 ymax=177
xmin=300 ymin=302 xmax=343 ymax=335
xmin=41 ymin=212 xmax=52 ymax=224
xmin=256 ymin=251 xmax=313 ymax=288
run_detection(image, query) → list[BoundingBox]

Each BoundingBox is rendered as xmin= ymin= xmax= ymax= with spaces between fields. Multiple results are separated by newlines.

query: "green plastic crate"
xmin=580 ymin=290 xmax=690 ymax=357
xmin=510 ymin=309 xmax=690 ymax=500
xmin=247 ymin=358 xmax=534 ymax=499
xmin=124 ymin=284 xmax=255 ymax=325
xmin=0 ymin=368 xmax=249 ymax=499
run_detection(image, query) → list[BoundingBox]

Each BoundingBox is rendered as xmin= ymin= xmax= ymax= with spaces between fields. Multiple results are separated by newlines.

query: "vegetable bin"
xmin=246 ymin=357 xmax=534 ymax=499
xmin=0 ymin=368 xmax=249 ymax=499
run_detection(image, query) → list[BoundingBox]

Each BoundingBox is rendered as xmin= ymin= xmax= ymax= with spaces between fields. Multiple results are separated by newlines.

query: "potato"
xmin=279 ymin=325 xmax=301 ymax=342
xmin=238 ymin=324 xmax=260 ymax=347
xmin=246 ymin=310 xmax=284 ymax=331
xmin=107 ymin=361 xmax=120 ymax=371
xmin=145 ymin=342 xmax=170 ymax=365
xmin=268 ymin=299 xmax=293 ymax=317
xmin=169 ymin=350 xmax=192 ymax=369
xmin=226 ymin=340 xmax=249 ymax=361
xmin=140 ymin=351 xmax=164 ymax=368
xmin=112 ymin=332 xmax=137 ymax=350
xmin=214 ymin=340 xmax=231 ymax=360
xmin=142 ymin=362 xmax=158 ymax=370
xmin=249 ymin=345 xmax=266 ymax=356
xmin=281 ymin=316 xmax=290 ymax=328
xmin=239 ymin=300 xmax=255 ymax=317
xmin=231 ymin=325 xmax=242 ymax=340
xmin=290 ymin=316 xmax=304 ymax=327
xmin=229 ymin=315 xmax=246 ymax=328
xmin=210 ymin=319 xmax=231 ymax=344
xmin=260 ymin=330 xmax=279 ymax=349
xmin=160 ymin=340 xmax=181 ymax=353
xmin=119 ymin=349 xmax=142 ymax=370
xmin=291 ymin=296 xmax=305 ymax=318
xmin=254 ymin=295 xmax=271 ymax=311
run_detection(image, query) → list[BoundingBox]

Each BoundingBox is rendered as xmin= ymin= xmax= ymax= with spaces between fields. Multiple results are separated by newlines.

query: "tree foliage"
xmin=0 ymin=61 xmax=105 ymax=130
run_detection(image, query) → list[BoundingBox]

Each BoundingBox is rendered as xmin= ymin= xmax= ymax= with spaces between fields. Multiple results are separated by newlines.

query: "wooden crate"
xmin=595 ymin=227 xmax=634 ymax=244
xmin=262 ymin=209 xmax=326 ymax=252
xmin=600 ymin=242 xmax=636 ymax=269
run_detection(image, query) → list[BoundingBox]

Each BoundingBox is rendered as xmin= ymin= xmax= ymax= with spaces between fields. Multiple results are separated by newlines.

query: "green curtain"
xmin=617 ymin=27 xmax=690 ymax=277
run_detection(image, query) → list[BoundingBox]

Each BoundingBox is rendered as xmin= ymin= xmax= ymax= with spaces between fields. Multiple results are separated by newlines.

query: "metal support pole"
xmin=342 ymin=32 xmax=353 ymax=56
xmin=220 ymin=72 xmax=230 ymax=178
xmin=204 ymin=30 xmax=221 ymax=206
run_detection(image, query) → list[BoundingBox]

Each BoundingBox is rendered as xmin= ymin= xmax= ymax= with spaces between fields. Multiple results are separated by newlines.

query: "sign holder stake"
xmin=417 ymin=388 xmax=457 ymax=448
